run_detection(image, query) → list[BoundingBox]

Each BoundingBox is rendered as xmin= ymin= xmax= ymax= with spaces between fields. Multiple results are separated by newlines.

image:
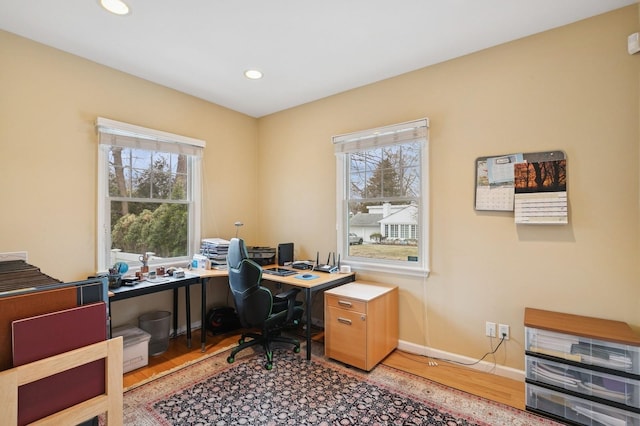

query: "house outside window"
xmin=334 ymin=119 xmax=429 ymax=276
xmin=96 ymin=118 xmax=204 ymax=272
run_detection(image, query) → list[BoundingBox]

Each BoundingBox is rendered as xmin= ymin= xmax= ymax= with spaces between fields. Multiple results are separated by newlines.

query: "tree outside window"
xmin=109 ymin=147 xmax=189 ymax=259
xmin=97 ymin=117 xmax=203 ymax=272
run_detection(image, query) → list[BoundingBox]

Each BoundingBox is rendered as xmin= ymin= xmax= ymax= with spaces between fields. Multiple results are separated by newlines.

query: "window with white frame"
xmin=334 ymin=119 xmax=429 ymax=276
xmin=96 ymin=118 xmax=204 ymax=272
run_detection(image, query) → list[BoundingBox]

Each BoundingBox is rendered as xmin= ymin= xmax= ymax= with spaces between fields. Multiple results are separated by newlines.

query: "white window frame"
xmin=96 ymin=117 xmax=204 ymax=272
xmin=334 ymin=119 xmax=430 ymax=277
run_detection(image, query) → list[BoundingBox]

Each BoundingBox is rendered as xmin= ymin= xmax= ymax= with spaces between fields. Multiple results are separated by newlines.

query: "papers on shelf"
xmin=577 ymin=381 xmax=629 ymax=404
xmin=536 ymin=390 xmax=627 ymax=426
xmin=530 ymin=361 xmax=579 ymax=389
xmin=573 ymin=406 xmax=626 ymax=426
xmin=530 ymin=330 xmax=634 ymax=371
xmin=530 ymin=330 xmax=579 ymax=353
xmin=531 ymin=360 xmax=631 ymax=404
xmin=529 ymin=346 xmax=581 ymax=363
xmin=200 ymin=238 xmax=230 ymax=267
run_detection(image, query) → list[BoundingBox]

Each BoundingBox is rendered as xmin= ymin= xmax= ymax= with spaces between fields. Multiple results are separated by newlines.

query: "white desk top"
xmin=325 ymin=281 xmax=396 ymax=301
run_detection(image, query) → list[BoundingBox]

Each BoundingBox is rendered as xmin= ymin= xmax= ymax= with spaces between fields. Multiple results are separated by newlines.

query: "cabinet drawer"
xmin=325 ymin=294 xmax=366 ymax=313
xmin=526 ymin=383 xmax=640 ymax=426
xmin=526 ymin=327 xmax=640 ymax=376
xmin=526 ymin=355 xmax=640 ymax=409
xmin=325 ymin=306 xmax=367 ymax=370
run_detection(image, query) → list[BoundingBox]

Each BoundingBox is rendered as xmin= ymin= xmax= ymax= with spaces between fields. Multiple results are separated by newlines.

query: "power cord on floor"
xmin=399 ymin=333 xmax=507 ymax=368
xmin=436 ymin=333 xmax=506 ymax=367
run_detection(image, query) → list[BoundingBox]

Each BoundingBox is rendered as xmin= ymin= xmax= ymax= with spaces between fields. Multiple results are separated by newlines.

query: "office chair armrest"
xmin=273 ymin=288 xmax=300 ymax=302
xmin=274 ymin=288 xmax=300 ymax=322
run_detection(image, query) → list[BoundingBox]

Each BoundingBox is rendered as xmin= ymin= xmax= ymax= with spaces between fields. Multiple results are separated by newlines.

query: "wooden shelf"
xmin=524 ymin=307 xmax=640 ymax=346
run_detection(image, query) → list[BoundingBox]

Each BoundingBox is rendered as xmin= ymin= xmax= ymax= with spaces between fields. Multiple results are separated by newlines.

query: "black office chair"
xmin=226 ymin=237 xmax=301 ymax=314
xmin=226 ymin=238 xmax=303 ymax=369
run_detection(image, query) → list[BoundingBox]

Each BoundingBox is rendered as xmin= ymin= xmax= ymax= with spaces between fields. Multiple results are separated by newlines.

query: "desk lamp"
xmin=234 ymin=221 xmax=244 ymax=238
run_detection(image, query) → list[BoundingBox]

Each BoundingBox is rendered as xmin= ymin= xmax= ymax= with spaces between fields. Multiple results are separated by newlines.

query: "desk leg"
xmin=304 ymin=288 xmax=312 ymax=361
xmin=201 ymin=278 xmax=207 ymax=352
xmin=172 ymin=289 xmax=179 ymax=338
xmin=185 ymin=285 xmax=192 ymax=348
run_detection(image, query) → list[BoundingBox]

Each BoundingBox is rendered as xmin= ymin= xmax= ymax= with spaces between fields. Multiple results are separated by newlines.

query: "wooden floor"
xmin=123 ymin=329 xmax=525 ymax=410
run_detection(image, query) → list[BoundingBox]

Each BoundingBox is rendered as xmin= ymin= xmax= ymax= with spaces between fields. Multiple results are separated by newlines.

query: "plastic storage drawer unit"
xmin=527 ymin=383 xmax=640 ymax=426
xmin=526 ymin=355 xmax=640 ymax=409
xmin=524 ymin=308 xmax=640 ymax=425
xmin=112 ymin=324 xmax=151 ymax=373
xmin=525 ymin=327 xmax=640 ymax=376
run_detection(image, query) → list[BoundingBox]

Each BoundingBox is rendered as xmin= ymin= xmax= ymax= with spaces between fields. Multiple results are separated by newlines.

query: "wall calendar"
xmin=474 ymin=150 xmax=567 ymax=224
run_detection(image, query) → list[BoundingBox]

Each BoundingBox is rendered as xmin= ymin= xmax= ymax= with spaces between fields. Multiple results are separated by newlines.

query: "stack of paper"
xmin=200 ymin=238 xmax=230 ymax=268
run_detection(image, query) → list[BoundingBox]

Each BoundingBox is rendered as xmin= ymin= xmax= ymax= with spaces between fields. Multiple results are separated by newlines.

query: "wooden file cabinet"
xmin=324 ymin=282 xmax=398 ymax=371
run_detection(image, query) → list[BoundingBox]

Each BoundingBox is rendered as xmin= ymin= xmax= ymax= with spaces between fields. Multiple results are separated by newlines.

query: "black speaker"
xmin=277 ymin=243 xmax=294 ymax=266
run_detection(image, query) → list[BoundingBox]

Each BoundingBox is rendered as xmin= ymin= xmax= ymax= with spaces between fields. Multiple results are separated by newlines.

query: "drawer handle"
xmin=337 ymin=317 xmax=352 ymax=325
xmin=338 ymin=300 xmax=352 ymax=307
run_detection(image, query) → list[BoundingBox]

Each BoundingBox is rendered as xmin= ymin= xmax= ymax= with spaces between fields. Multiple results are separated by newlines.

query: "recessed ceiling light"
xmin=100 ymin=0 xmax=130 ymax=15
xmin=244 ymin=69 xmax=263 ymax=80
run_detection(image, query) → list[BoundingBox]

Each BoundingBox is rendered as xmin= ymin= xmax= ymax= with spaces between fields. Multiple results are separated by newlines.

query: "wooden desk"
xmin=196 ymin=267 xmax=356 ymax=360
xmin=109 ymin=273 xmax=203 ymax=348
xmin=262 ymin=268 xmax=356 ymax=360
xmin=110 ymin=267 xmax=356 ymax=361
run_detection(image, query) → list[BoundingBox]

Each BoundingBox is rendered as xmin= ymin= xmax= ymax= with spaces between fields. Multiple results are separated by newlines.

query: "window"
xmin=96 ymin=118 xmax=204 ymax=272
xmin=334 ymin=119 xmax=429 ymax=276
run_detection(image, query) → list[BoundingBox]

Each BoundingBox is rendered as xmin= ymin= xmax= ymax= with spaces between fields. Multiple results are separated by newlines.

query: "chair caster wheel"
xmin=265 ymin=362 xmax=273 ymax=370
xmin=293 ymin=346 xmax=300 ymax=353
xmin=227 ymin=356 xmax=235 ymax=364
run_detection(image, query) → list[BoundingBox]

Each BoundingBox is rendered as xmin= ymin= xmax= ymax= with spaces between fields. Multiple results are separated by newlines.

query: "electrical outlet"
xmin=485 ymin=321 xmax=496 ymax=338
xmin=499 ymin=324 xmax=510 ymax=340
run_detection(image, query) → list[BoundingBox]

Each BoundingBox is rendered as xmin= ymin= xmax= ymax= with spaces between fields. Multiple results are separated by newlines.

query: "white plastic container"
xmin=192 ymin=254 xmax=210 ymax=269
xmin=138 ymin=311 xmax=171 ymax=356
xmin=112 ymin=324 xmax=151 ymax=373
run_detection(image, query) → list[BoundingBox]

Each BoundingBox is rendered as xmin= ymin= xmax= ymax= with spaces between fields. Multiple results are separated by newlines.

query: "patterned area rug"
xmin=123 ymin=343 xmax=559 ymax=425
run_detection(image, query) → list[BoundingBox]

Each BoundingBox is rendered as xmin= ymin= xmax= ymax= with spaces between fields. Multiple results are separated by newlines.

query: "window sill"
xmin=343 ymin=259 xmax=430 ymax=278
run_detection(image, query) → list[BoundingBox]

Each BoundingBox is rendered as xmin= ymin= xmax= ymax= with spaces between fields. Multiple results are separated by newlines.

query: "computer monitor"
xmin=277 ymin=243 xmax=294 ymax=266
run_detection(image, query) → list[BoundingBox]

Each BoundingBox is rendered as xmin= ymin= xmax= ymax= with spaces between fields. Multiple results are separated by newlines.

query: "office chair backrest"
xmin=228 ymin=241 xmax=272 ymax=328
xmin=227 ymin=237 xmax=249 ymax=269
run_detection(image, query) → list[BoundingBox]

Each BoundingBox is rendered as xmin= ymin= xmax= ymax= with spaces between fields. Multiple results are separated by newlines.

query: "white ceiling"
xmin=0 ymin=1 xmax=636 ymax=118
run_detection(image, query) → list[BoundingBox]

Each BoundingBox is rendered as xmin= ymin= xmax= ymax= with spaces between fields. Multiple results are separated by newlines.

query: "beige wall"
xmin=0 ymin=30 xmax=257 ymax=326
xmin=1 ymin=5 xmax=638 ymax=372
xmin=257 ymin=6 xmax=640 ymax=370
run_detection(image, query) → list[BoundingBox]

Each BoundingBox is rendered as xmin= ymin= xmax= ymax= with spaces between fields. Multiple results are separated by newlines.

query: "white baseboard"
xmin=0 ymin=251 xmax=28 ymax=262
xmin=397 ymin=339 xmax=525 ymax=382
xmin=174 ymin=320 xmax=203 ymax=337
